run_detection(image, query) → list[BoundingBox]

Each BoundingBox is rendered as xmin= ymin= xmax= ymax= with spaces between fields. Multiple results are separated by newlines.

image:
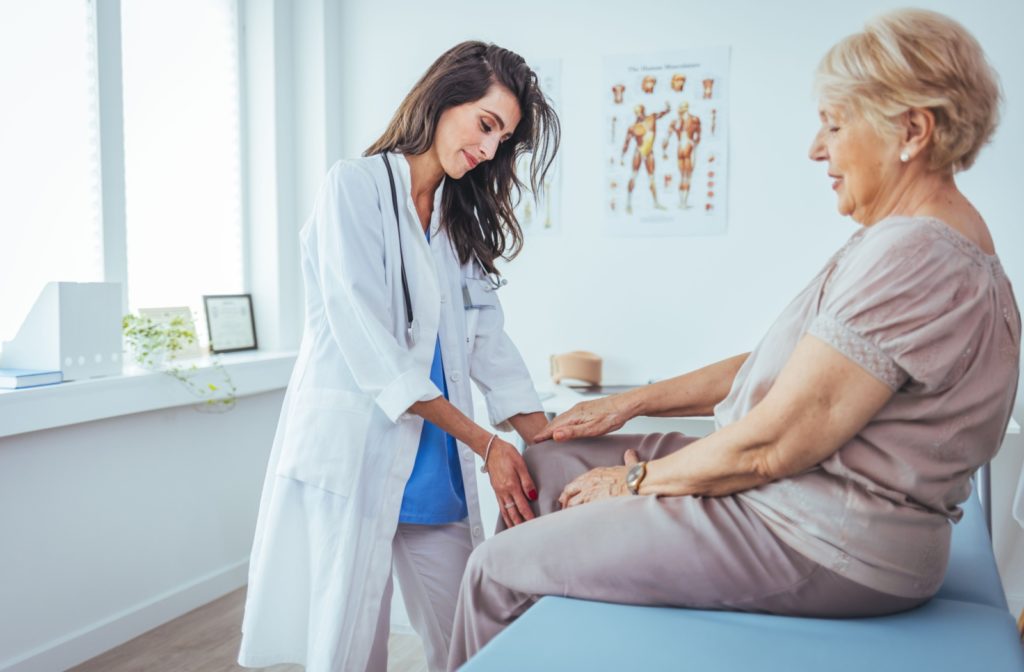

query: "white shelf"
xmin=0 ymin=350 xmax=296 ymax=439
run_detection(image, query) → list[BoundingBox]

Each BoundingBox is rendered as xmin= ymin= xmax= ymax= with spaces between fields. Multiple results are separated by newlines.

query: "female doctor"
xmin=237 ymin=42 xmax=560 ymax=672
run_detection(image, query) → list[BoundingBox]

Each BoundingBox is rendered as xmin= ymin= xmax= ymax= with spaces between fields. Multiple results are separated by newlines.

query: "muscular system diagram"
xmin=662 ymin=101 xmax=701 ymax=208
xmin=621 ymin=102 xmax=671 ymax=213
xmin=514 ymin=59 xmax=562 ymax=234
xmin=702 ymin=78 xmax=714 ymax=99
xmin=604 ymin=48 xmax=729 ymax=236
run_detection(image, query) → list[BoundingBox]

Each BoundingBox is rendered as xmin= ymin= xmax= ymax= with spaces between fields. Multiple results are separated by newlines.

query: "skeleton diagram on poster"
xmin=605 ymin=48 xmax=729 ymax=236
xmin=514 ymin=59 xmax=562 ymax=235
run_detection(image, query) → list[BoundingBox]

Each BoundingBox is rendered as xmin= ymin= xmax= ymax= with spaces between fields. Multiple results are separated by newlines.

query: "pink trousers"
xmin=448 ymin=433 xmax=927 ymax=670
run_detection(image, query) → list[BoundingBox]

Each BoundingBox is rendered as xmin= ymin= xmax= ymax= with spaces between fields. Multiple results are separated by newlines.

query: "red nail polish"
xmin=529 ymin=489 xmax=538 ymax=501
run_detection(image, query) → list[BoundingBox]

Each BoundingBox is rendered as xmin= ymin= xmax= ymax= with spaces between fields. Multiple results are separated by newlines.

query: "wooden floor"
xmin=70 ymin=587 xmax=427 ymax=672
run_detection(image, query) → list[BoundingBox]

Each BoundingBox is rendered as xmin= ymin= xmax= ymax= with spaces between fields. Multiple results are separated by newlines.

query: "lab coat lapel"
xmin=390 ymin=152 xmax=441 ymax=346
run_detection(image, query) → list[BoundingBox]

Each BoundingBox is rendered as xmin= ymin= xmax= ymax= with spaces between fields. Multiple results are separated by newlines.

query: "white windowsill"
xmin=3 ymin=354 xmax=1016 ymax=441
xmin=0 ymin=350 xmax=297 ymax=439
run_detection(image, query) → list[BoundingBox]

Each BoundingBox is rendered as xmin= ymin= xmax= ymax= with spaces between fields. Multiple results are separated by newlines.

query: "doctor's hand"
xmin=534 ymin=395 xmax=634 ymax=443
xmin=558 ymin=449 xmax=639 ymax=509
xmin=484 ymin=438 xmax=538 ymax=528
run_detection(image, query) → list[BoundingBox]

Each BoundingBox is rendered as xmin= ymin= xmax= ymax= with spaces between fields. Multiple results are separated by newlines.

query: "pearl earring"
xmin=899 ymin=151 xmax=910 ymax=163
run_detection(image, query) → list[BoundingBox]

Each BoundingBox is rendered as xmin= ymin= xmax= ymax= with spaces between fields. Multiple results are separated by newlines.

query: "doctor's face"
xmin=433 ymin=84 xmax=522 ymax=179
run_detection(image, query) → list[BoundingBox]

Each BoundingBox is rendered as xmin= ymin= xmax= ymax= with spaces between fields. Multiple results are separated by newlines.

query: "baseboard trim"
xmin=0 ymin=559 xmax=249 ymax=672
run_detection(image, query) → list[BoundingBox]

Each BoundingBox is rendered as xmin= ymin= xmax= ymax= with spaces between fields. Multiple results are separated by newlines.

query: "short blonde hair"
xmin=814 ymin=9 xmax=1001 ymax=173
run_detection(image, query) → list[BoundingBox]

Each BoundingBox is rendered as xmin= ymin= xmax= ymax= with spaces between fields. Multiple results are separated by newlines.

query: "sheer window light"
xmin=120 ymin=0 xmax=243 ymax=320
xmin=0 ymin=1 xmax=103 ymax=344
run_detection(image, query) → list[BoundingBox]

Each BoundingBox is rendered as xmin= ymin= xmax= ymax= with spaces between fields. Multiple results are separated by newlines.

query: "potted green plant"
xmin=122 ymin=312 xmax=237 ymax=411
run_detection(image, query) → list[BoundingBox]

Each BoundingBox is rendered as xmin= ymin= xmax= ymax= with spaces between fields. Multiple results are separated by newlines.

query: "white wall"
xmin=335 ymin=0 xmax=1023 ymax=388
xmin=333 ymin=0 xmax=1024 ymax=608
xmin=0 ymin=390 xmax=283 ymax=671
xmin=993 ymin=431 xmax=1024 ymax=614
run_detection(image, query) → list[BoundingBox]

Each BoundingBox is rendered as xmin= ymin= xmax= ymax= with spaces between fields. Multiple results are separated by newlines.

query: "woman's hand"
xmin=534 ymin=394 xmax=635 ymax=443
xmin=558 ymin=449 xmax=639 ymax=509
xmin=484 ymin=437 xmax=539 ymax=528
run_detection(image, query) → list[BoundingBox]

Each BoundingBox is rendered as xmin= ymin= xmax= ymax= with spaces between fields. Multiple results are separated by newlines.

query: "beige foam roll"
xmin=550 ymin=351 xmax=602 ymax=385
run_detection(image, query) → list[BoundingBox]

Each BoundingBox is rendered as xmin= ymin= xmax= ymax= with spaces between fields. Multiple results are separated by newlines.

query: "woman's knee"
xmin=522 ymin=439 xmax=559 ymax=476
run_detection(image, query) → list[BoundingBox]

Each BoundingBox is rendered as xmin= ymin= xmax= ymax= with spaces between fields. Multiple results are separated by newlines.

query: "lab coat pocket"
xmin=463 ymin=278 xmax=498 ymax=343
xmin=276 ymin=388 xmax=374 ymax=497
xmin=465 ymin=308 xmax=482 ymax=345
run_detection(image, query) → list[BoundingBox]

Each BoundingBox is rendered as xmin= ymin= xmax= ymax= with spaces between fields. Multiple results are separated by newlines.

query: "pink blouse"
xmin=719 ymin=216 xmax=1021 ymax=598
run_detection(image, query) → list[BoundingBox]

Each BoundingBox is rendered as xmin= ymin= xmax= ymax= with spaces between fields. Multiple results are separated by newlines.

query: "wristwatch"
xmin=626 ymin=461 xmax=648 ymax=495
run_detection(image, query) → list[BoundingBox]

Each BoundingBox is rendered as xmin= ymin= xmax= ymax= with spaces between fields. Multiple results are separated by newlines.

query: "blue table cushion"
xmin=934 ymin=492 xmax=1009 ymax=611
xmin=465 ymin=491 xmax=1023 ymax=671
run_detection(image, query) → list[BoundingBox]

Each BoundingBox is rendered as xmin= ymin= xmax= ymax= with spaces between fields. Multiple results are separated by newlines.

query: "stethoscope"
xmin=474 ymin=252 xmax=508 ymax=293
xmin=381 ymin=153 xmax=506 ymax=338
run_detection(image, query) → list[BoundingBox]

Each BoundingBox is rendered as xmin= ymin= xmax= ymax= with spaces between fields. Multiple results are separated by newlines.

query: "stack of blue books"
xmin=0 ymin=368 xmax=63 ymax=389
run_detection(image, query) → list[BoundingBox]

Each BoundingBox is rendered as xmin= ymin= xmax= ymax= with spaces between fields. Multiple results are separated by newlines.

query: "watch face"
xmin=627 ymin=463 xmax=646 ymax=492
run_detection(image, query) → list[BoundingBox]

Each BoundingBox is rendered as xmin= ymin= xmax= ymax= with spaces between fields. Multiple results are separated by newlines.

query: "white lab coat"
xmin=237 ymin=153 xmax=542 ymax=672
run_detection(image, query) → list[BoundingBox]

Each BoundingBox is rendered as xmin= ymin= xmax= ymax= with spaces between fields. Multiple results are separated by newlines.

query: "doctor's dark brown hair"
xmin=364 ymin=41 xmax=560 ymax=275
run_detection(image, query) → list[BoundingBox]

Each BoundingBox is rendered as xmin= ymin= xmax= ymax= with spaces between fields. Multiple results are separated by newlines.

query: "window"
xmin=0 ymin=0 xmax=104 ymax=343
xmin=0 ymin=0 xmax=244 ymax=354
xmin=121 ymin=0 xmax=244 ymax=313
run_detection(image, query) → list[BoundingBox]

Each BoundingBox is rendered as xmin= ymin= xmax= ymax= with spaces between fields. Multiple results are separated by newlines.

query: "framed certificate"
xmin=203 ymin=294 xmax=258 ymax=353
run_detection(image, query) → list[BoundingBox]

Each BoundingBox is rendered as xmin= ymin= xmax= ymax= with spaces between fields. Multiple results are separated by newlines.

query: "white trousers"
xmin=366 ymin=519 xmax=473 ymax=672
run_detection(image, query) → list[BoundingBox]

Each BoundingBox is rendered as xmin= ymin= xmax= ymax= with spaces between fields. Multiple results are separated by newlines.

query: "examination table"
xmin=463 ymin=489 xmax=1024 ymax=671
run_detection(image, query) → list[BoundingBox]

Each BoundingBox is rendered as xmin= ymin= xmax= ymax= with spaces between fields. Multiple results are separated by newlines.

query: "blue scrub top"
xmin=398 ymin=228 xmax=468 ymax=525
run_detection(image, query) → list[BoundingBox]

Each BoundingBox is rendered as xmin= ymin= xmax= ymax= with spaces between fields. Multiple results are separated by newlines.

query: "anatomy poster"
xmin=515 ymin=59 xmax=561 ymax=236
xmin=605 ymin=48 xmax=729 ymax=236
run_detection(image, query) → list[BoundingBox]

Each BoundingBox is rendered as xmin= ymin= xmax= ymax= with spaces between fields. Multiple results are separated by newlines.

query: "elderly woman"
xmin=446 ymin=9 xmax=1020 ymax=669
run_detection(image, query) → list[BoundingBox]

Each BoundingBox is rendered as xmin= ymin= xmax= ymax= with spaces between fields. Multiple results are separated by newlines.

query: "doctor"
xmin=237 ymin=42 xmax=560 ymax=672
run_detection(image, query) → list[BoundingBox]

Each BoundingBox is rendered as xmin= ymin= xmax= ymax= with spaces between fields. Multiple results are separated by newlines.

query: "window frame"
xmin=94 ymin=0 xmax=130 ymax=312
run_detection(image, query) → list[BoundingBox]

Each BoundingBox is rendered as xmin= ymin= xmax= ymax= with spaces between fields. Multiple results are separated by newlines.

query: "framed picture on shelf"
xmin=203 ymin=294 xmax=258 ymax=353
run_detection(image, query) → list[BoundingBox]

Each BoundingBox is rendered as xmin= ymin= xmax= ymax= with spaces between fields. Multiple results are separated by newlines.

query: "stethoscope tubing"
xmin=381 ymin=154 xmax=507 ymax=335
